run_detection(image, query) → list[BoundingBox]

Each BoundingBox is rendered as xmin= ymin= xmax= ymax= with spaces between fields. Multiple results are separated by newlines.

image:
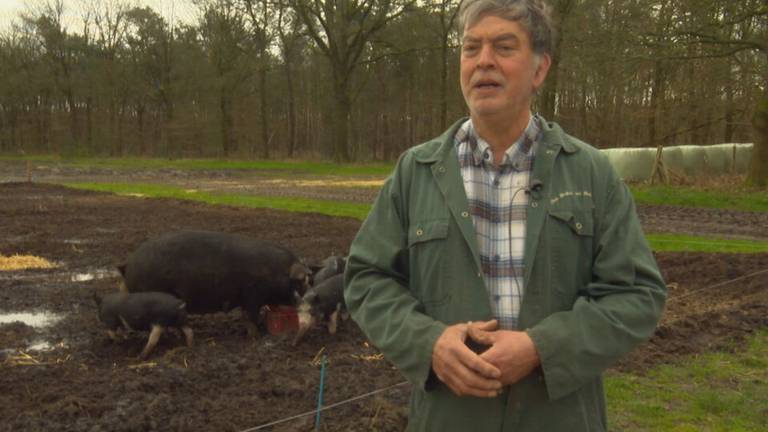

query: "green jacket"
xmin=344 ymin=118 xmax=667 ymax=431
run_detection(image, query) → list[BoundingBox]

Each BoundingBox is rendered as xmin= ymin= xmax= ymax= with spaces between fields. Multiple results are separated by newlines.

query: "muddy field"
xmin=1 ymin=173 xmax=767 ymax=431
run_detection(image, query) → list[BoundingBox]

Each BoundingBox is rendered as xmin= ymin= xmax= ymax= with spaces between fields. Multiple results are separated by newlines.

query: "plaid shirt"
xmin=454 ymin=115 xmax=541 ymax=330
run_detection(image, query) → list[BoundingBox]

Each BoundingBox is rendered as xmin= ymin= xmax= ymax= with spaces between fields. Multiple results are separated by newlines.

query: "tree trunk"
xmin=162 ymin=104 xmax=175 ymax=158
xmin=220 ymin=94 xmax=234 ymax=156
xmin=284 ymin=59 xmax=296 ymax=157
xmin=747 ymin=94 xmax=768 ymax=187
xmin=723 ymin=67 xmax=734 ymax=143
xmin=439 ymin=36 xmax=449 ymax=131
xmin=137 ymin=103 xmax=146 ymax=155
xmin=259 ymin=65 xmax=270 ymax=159
xmin=648 ymin=60 xmax=665 ymax=148
xmin=332 ymin=75 xmax=351 ymax=162
xmin=0 ymin=108 xmax=5 ymax=152
xmin=65 ymin=90 xmax=79 ymax=152
xmin=42 ymin=93 xmax=51 ymax=152
xmin=85 ymin=96 xmax=93 ymax=153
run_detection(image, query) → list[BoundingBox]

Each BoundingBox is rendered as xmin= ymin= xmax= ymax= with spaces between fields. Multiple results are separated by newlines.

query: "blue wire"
xmin=315 ymin=354 xmax=327 ymax=431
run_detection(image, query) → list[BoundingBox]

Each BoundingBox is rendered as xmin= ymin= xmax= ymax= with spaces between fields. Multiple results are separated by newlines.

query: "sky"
xmin=0 ymin=0 xmax=197 ymax=32
xmin=0 ymin=0 xmax=26 ymax=27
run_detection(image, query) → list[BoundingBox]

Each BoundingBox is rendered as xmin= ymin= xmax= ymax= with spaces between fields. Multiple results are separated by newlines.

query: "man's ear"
xmin=533 ymin=53 xmax=552 ymax=91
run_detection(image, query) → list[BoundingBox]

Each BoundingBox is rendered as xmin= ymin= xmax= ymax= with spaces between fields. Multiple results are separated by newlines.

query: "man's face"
xmin=460 ymin=15 xmax=550 ymax=121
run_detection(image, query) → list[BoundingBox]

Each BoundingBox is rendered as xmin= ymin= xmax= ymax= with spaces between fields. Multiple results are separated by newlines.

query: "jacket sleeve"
xmin=344 ymin=155 xmax=447 ymax=390
xmin=527 ymin=168 xmax=667 ymax=401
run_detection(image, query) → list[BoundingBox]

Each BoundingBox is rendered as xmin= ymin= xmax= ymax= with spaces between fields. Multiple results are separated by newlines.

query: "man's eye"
xmin=497 ymin=45 xmax=515 ymax=53
xmin=463 ymin=45 xmax=479 ymax=54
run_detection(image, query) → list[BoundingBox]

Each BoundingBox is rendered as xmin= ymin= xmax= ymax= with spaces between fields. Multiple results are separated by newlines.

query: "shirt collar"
xmin=455 ymin=114 xmax=541 ymax=167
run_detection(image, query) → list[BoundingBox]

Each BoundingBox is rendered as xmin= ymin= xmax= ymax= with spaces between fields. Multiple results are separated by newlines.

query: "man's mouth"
xmin=474 ymin=80 xmax=502 ymax=90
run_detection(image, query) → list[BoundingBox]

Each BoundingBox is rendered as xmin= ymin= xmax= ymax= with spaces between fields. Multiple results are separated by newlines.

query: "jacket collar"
xmin=413 ymin=115 xmax=578 ymax=165
xmin=539 ymin=118 xmax=579 ymax=154
xmin=412 ymin=118 xmax=466 ymax=164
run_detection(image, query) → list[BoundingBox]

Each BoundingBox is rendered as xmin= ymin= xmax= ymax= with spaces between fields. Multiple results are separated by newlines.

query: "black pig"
xmin=95 ymin=291 xmax=193 ymax=360
xmin=293 ymin=273 xmax=346 ymax=345
xmin=119 ymin=230 xmax=310 ymax=335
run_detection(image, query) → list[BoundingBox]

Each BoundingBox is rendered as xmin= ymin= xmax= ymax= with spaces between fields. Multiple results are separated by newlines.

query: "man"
xmin=344 ymin=0 xmax=667 ymax=430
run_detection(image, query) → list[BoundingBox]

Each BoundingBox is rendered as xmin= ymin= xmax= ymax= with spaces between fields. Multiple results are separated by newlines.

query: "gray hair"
xmin=457 ymin=0 xmax=556 ymax=56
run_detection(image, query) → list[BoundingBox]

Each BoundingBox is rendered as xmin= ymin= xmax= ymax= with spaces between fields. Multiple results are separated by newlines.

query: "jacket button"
xmin=438 ymin=166 xmax=446 ymax=173
xmin=416 ymin=229 xmax=423 ymax=236
xmin=461 ymin=211 xmax=469 ymax=218
xmin=477 ymin=272 xmax=482 ymax=278
xmin=576 ymin=222 xmax=583 ymax=231
xmin=531 ymin=201 xmax=538 ymax=208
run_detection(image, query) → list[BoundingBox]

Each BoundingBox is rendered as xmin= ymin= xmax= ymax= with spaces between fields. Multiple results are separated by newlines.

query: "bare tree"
xmin=125 ymin=6 xmax=178 ymax=156
xmin=198 ymin=0 xmax=253 ymax=156
xmin=239 ymin=0 xmax=276 ymax=158
xmin=422 ymin=0 xmax=462 ymax=130
xmin=289 ymin=0 xmax=414 ymax=161
xmin=274 ymin=0 xmax=307 ymax=157
xmin=538 ymin=0 xmax=575 ymax=120
xmin=23 ymin=0 xmax=86 ymax=152
xmin=87 ymin=0 xmax=132 ymax=155
xmin=671 ymin=0 xmax=767 ymax=186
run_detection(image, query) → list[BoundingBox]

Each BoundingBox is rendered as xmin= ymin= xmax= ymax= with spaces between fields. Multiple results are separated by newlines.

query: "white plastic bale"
xmin=675 ymin=145 xmax=707 ymax=176
xmin=705 ymin=145 xmax=732 ymax=174
xmin=661 ymin=146 xmax=684 ymax=175
xmin=598 ymin=143 xmax=752 ymax=181
xmin=602 ymin=147 xmax=656 ymax=182
xmin=733 ymin=144 xmax=753 ymax=172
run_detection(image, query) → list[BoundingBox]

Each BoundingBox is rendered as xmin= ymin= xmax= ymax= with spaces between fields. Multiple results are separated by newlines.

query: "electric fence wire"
xmin=666 ymin=267 xmax=768 ymax=303
xmin=238 ymin=381 xmax=409 ymax=432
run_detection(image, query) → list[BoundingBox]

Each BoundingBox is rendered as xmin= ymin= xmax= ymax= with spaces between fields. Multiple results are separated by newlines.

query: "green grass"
xmin=65 ymin=182 xmax=373 ymax=220
xmin=63 ymin=182 xmax=768 ymax=253
xmin=6 ymin=155 xmax=768 ymax=210
xmin=6 ymin=155 xmax=767 ymax=210
xmin=647 ymin=234 xmax=768 ymax=253
xmin=1 ymin=155 xmax=395 ymax=177
xmin=606 ymin=330 xmax=768 ymax=431
xmin=629 ymin=184 xmax=768 ymax=213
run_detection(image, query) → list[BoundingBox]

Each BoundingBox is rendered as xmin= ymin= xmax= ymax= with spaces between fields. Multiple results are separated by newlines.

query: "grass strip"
xmin=630 ymin=184 xmax=768 ymax=213
xmin=606 ymin=330 xmax=768 ymax=431
xmin=3 ymin=155 xmax=395 ymax=177
xmin=8 ymin=155 xmax=768 ymax=211
xmin=64 ymin=182 xmax=372 ymax=220
xmin=646 ymin=233 xmax=768 ymax=253
xmin=64 ymin=183 xmax=768 ymax=254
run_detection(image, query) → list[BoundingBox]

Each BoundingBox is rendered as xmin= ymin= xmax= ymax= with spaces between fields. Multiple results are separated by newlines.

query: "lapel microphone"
xmin=525 ymin=179 xmax=544 ymax=194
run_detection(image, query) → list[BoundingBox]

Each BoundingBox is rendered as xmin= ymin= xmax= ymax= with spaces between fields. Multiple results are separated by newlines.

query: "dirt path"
xmin=4 ymin=159 xmax=767 ymax=240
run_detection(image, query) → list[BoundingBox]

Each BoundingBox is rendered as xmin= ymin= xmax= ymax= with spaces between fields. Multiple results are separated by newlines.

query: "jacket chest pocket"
xmin=547 ymin=209 xmax=594 ymax=302
xmin=549 ymin=210 xmax=594 ymax=238
xmin=408 ymin=218 xmax=450 ymax=307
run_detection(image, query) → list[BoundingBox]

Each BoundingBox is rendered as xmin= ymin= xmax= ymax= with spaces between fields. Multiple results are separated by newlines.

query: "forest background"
xmin=0 ymin=0 xmax=765 ymax=169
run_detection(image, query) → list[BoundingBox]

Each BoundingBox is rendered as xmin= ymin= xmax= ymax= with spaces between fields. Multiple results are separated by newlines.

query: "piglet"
xmin=94 ymin=291 xmax=193 ymax=360
xmin=293 ymin=273 xmax=346 ymax=345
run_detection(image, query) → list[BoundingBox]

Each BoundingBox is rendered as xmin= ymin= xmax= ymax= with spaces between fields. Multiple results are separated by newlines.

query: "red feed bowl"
xmin=265 ymin=305 xmax=299 ymax=335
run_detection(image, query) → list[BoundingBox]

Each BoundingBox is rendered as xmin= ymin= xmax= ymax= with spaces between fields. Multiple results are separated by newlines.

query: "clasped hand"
xmin=431 ymin=320 xmax=541 ymax=397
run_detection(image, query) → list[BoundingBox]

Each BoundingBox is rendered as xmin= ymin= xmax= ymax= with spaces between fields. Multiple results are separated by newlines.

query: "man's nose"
xmin=476 ymin=43 xmax=496 ymax=69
